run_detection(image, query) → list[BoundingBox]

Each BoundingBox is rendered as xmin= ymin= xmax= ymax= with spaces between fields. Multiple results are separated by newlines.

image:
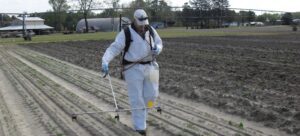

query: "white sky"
xmin=0 ymin=0 xmax=299 ymax=13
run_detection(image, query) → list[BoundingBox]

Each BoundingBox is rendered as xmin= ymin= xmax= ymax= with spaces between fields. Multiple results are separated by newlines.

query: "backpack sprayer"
xmin=71 ymin=73 xmax=162 ymax=121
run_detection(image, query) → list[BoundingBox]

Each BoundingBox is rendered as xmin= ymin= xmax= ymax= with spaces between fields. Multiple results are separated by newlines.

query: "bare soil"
xmin=1 ymin=45 xmax=273 ymax=136
xmin=1 ymin=26 xmax=299 ymax=136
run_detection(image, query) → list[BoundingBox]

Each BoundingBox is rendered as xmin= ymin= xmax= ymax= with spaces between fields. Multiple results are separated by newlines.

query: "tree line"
xmin=1 ymin=0 xmax=299 ymax=32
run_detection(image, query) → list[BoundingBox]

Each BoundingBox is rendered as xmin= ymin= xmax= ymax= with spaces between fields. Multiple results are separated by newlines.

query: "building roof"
xmin=16 ymin=17 xmax=44 ymax=21
xmin=0 ymin=25 xmax=53 ymax=31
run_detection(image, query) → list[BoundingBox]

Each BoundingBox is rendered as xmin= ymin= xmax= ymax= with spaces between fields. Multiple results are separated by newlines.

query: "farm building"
xmin=0 ymin=17 xmax=53 ymax=35
xmin=76 ymin=17 xmax=131 ymax=32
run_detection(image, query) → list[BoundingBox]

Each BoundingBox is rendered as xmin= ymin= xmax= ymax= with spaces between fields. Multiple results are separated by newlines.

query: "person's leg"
xmin=124 ymin=66 xmax=147 ymax=130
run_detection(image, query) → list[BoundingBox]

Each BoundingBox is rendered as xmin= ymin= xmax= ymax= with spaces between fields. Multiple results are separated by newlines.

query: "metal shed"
xmin=76 ymin=17 xmax=131 ymax=32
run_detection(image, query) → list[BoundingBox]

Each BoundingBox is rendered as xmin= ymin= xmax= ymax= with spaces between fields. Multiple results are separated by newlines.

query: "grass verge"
xmin=0 ymin=27 xmax=280 ymax=45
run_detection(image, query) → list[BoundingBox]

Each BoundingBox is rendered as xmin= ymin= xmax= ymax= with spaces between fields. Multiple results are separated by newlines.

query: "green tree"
xmin=100 ymin=9 xmax=118 ymax=18
xmin=238 ymin=11 xmax=247 ymax=25
xmin=292 ymin=12 xmax=300 ymax=19
xmin=134 ymin=0 xmax=146 ymax=8
xmin=63 ymin=12 xmax=82 ymax=31
xmin=49 ymin=0 xmax=69 ymax=12
xmin=121 ymin=0 xmax=146 ymax=21
xmin=256 ymin=14 xmax=266 ymax=22
xmin=189 ymin=0 xmax=210 ymax=9
xmin=102 ymin=0 xmax=120 ymax=17
xmin=49 ymin=0 xmax=70 ymax=31
xmin=211 ymin=0 xmax=230 ymax=27
xmin=223 ymin=10 xmax=236 ymax=23
xmin=148 ymin=0 xmax=160 ymax=21
xmin=189 ymin=0 xmax=211 ymax=28
xmin=256 ymin=13 xmax=280 ymax=24
xmin=281 ymin=12 xmax=293 ymax=25
xmin=238 ymin=11 xmax=255 ymax=25
xmin=256 ymin=13 xmax=281 ymax=25
xmin=0 ymin=14 xmax=12 ymax=27
xmin=37 ymin=12 xmax=57 ymax=28
xmin=182 ymin=2 xmax=193 ymax=28
xmin=147 ymin=0 xmax=172 ymax=25
xmin=247 ymin=11 xmax=256 ymax=22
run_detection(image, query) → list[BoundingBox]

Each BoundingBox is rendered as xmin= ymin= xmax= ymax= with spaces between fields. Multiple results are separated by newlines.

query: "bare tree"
xmin=74 ymin=0 xmax=101 ymax=33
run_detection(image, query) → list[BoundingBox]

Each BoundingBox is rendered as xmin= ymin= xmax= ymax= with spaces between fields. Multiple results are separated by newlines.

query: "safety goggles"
xmin=137 ymin=17 xmax=148 ymax=21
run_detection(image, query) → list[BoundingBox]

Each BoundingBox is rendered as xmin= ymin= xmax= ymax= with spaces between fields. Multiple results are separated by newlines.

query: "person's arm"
xmin=152 ymin=27 xmax=163 ymax=55
xmin=102 ymin=30 xmax=126 ymax=65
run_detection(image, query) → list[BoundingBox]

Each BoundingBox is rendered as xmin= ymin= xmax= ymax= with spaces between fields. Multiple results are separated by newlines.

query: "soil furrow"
xmin=2 ymin=53 xmax=80 ymax=136
xmin=7 ymin=51 xmax=140 ymax=136
xmin=14 ymin=47 xmax=268 ymax=136
xmin=16 ymin=51 xmax=198 ymax=135
xmin=0 ymin=53 xmax=64 ymax=136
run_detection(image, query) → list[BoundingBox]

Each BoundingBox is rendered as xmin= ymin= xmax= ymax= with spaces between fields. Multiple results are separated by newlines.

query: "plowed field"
xmin=1 ymin=26 xmax=299 ymax=136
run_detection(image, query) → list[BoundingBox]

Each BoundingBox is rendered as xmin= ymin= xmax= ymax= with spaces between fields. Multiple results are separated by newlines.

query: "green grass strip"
xmin=0 ymin=27 xmax=280 ymax=45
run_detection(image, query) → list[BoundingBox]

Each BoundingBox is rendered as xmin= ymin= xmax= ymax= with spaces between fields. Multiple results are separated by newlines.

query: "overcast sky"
xmin=0 ymin=0 xmax=299 ymax=13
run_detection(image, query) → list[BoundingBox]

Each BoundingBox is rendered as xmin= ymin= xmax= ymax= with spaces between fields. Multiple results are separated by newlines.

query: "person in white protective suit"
xmin=101 ymin=9 xmax=163 ymax=135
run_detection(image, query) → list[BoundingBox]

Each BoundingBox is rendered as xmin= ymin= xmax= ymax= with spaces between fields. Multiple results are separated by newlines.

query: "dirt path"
xmin=0 ymin=70 xmax=20 ymax=136
xmin=0 ymin=44 xmax=292 ymax=136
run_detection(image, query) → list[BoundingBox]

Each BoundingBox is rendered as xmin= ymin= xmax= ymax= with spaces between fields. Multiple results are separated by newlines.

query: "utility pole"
xmin=22 ymin=12 xmax=26 ymax=37
xmin=22 ymin=12 xmax=31 ymax=41
xmin=1 ymin=14 xmax=3 ymax=27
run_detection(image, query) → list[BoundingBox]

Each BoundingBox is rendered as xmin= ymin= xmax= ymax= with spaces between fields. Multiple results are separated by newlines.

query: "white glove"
xmin=152 ymin=47 xmax=160 ymax=56
xmin=102 ymin=63 xmax=109 ymax=74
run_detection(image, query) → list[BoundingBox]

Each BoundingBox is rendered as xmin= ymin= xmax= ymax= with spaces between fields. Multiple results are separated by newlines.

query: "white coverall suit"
xmin=102 ymin=25 xmax=163 ymax=130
